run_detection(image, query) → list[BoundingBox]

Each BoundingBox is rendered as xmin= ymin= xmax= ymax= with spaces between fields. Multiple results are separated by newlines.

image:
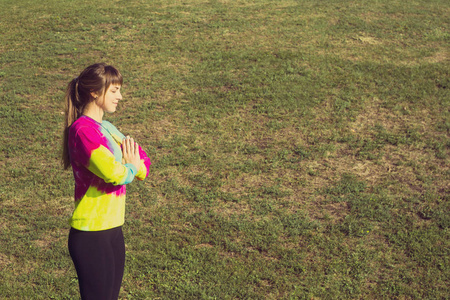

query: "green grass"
xmin=1 ymin=0 xmax=449 ymax=299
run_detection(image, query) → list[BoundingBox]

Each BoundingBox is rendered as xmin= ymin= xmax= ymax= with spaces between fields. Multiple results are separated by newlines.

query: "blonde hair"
xmin=62 ymin=63 xmax=123 ymax=169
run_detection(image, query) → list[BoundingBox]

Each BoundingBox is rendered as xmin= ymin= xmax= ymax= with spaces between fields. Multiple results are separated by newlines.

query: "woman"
xmin=62 ymin=63 xmax=151 ymax=299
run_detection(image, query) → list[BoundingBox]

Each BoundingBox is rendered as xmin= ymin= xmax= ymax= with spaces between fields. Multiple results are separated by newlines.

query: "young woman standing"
xmin=62 ymin=63 xmax=151 ymax=299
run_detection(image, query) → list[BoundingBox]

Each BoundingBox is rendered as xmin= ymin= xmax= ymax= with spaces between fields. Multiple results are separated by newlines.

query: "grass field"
xmin=0 ymin=0 xmax=449 ymax=299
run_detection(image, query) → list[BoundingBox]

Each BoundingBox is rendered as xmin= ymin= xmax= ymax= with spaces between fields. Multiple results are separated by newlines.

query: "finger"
xmin=130 ymin=138 xmax=135 ymax=152
xmin=134 ymin=142 xmax=140 ymax=155
xmin=122 ymin=138 xmax=128 ymax=154
xmin=124 ymin=138 xmax=131 ymax=155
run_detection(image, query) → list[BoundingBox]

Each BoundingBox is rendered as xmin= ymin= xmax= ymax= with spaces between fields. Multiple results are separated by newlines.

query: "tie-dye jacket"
xmin=68 ymin=115 xmax=151 ymax=231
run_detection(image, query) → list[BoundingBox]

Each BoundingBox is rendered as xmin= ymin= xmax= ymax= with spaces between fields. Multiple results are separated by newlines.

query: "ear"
xmin=90 ymin=91 xmax=99 ymax=99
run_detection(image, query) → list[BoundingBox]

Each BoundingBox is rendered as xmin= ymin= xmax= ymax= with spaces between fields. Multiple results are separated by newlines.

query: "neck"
xmin=83 ymin=102 xmax=104 ymax=123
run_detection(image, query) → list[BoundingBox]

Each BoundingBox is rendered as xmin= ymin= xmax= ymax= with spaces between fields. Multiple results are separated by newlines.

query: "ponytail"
xmin=62 ymin=78 xmax=82 ymax=169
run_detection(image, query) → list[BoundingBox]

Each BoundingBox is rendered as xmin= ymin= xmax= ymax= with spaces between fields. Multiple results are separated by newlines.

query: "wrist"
xmin=125 ymin=163 xmax=138 ymax=175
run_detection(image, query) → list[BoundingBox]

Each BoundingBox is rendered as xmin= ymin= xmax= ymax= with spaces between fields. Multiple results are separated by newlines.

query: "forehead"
xmin=108 ymin=84 xmax=121 ymax=90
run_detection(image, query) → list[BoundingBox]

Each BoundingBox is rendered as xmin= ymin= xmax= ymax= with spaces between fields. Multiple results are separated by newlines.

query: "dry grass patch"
xmin=0 ymin=253 xmax=12 ymax=267
xmin=425 ymin=48 xmax=449 ymax=64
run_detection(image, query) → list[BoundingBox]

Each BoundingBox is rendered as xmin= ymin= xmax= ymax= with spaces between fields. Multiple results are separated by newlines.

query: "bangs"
xmin=103 ymin=65 xmax=123 ymax=90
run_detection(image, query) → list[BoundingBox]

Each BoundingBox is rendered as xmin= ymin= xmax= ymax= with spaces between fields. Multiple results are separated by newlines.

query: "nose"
xmin=117 ymin=91 xmax=123 ymax=100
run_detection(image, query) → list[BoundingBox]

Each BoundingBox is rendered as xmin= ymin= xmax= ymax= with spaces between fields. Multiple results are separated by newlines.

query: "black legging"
xmin=68 ymin=226 xmax=125 ymax=300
